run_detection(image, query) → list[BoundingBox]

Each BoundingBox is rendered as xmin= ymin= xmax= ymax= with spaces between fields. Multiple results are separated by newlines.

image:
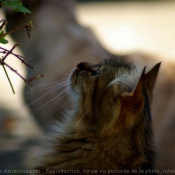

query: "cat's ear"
xmin=121 ymin=62 xmax=161 ymax=101
xmin=120 ymin=67 xmax=145 ymax=102
xmin=144 ymin=62 xmax=161 ymax=96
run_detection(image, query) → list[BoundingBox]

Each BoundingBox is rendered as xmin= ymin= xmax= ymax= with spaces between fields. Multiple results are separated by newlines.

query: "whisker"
xmin=24 ymin=85 xmax=58 ymax=93
xmin=27 ymin=81 xmax=68 ymax=106
xmin=33 ymin=87 xmax=69 ymax=115
xmin=40 ymin=98 xmax=71 ymax=119
xmin=35 ymin=82 xmax=59 ymax=87
xmin=36 ymin=81 xmax=68 ymax=87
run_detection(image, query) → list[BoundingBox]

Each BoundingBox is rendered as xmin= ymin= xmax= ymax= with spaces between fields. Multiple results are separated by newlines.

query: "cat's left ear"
xmin=120 ymin=67 xmax=145 ymax=102
xmin=143 ymin=62 xmax=161 ymax=100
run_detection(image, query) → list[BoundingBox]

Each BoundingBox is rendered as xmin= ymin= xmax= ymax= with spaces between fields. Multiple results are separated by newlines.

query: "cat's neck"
xmin=48 ymin=110 xmax=155 ymax=171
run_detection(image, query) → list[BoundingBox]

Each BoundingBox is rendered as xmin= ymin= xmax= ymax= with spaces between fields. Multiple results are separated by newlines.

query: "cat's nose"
xmin=77 ymin=62 xmax=94 ymax=72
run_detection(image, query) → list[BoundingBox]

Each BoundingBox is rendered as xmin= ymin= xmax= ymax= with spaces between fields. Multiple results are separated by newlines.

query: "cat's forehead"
xmin=99 ymin=58 xmax=134 ymax=72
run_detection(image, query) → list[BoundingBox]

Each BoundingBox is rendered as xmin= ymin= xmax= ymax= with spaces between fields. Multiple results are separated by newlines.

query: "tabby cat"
xmin=35 ymin=57 xmax=161 ymax=175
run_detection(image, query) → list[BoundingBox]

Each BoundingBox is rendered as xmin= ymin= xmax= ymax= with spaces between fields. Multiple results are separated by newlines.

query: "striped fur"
xmin=35 ymin=57 xmax=161 ymax=175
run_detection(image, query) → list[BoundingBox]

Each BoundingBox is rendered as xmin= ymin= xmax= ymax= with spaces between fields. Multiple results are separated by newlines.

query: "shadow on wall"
xmin=5 ymin=0 xmax=110 ymax=131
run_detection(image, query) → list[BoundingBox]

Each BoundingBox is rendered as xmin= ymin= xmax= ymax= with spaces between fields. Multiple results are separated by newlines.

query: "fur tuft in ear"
xmin=120 ymin=62 xmax=161 ymax=102
xmin=121 ymin=67 xmax=146 ymax=101
xmin=109 ymin=68 xmax=140 ymax=97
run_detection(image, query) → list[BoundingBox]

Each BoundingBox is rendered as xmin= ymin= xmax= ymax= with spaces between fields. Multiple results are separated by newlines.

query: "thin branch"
xmin=0 ymin=46 xmax=35 ymax=69
xmin=0 ymin=59 xmax=33 ymax=89
xmin=1 ymin=61 xmax=15 ymax=94
xmin=27 ymin=74 xmax=44 ymax=83
xmin=25 ymin=22 xmax=32 ymax=38
xmin=1 ymin=43 xmax=20 ymax=61
xmin=0 ymin=21 xmax=43 ymax=93
xmin=0 ymin=21 xmax=33 ymax=39
xmin=0 ymin=19 xmax=6 ymax=30
xmin=0 ymin=46 xmax=32 ymax=61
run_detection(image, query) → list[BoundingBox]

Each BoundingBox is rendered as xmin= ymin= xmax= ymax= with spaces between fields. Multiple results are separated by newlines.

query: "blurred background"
xmin=0 ymin=0 xmax=175 ymax=174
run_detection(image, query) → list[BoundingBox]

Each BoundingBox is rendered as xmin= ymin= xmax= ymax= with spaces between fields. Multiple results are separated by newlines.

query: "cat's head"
xmin=69 ymin=57 xmax=161 ymax=133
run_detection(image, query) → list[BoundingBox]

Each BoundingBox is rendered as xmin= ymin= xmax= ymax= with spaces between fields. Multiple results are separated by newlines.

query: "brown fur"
xmin=4 ymin=2 xmax=175 ymax=171
xmin=35 ymin=58 xmax=161 ymax=175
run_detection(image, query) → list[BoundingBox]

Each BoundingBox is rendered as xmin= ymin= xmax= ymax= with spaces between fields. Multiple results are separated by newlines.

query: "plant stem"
xmin=0 ymin=59 xmax=33 ymax=89
xmin=0 ymin=21 xmax=33 ymax=39
xmin=1 ymin=59 xmax=15 ymax=94
xmin=0 ymin=46 xmax=32 ymax=61
xmin=1 ymin=43 xmax=19 ymax=61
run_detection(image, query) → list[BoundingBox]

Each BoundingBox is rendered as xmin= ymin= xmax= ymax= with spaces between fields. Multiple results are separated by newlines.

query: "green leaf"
xmin=0 ymin=0 xmax=5 ymax=3
xmin=0 ymin=30 xmax=6 ymax=39
xmin=0 ymin=38 xmax=8 ymax=44
xmin=0 ymin=30 xmax=8 ymax=44
xmin=2 ymin=0 xmax=31 ymax=13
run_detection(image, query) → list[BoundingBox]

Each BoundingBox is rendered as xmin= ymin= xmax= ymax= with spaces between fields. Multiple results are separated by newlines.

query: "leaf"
xmin=0 ymin=30 xmax=6 ymax=39
xmin=2 ymin=0 xmax=31 ymax=13
xmin=0 ymin=30 xmax=6 ymax=38
xmin=0 ymin=38 xmax=8 ymax=44
xmin=0 ymin=30 xmax=8 ymax=44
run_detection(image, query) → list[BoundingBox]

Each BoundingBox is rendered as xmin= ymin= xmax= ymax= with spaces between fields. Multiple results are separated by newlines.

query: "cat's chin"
xmin=69 ymin=67 xmax=80 ymax=87
xmin=68 ymin=72 xmax=80 ymax=108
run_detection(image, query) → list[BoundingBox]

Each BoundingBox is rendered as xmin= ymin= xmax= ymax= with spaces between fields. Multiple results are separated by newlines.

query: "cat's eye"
xmin=91 ymin=70 xmax=100 ymax=77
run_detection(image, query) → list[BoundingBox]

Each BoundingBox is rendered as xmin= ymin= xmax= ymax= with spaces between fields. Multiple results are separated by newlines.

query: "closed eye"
xmin=91 ymin=70 xmax=100 ymax=77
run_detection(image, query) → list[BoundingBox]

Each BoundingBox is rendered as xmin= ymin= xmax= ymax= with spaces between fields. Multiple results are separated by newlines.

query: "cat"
xmin=35 ymin=57 xmax=161 ymax=175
